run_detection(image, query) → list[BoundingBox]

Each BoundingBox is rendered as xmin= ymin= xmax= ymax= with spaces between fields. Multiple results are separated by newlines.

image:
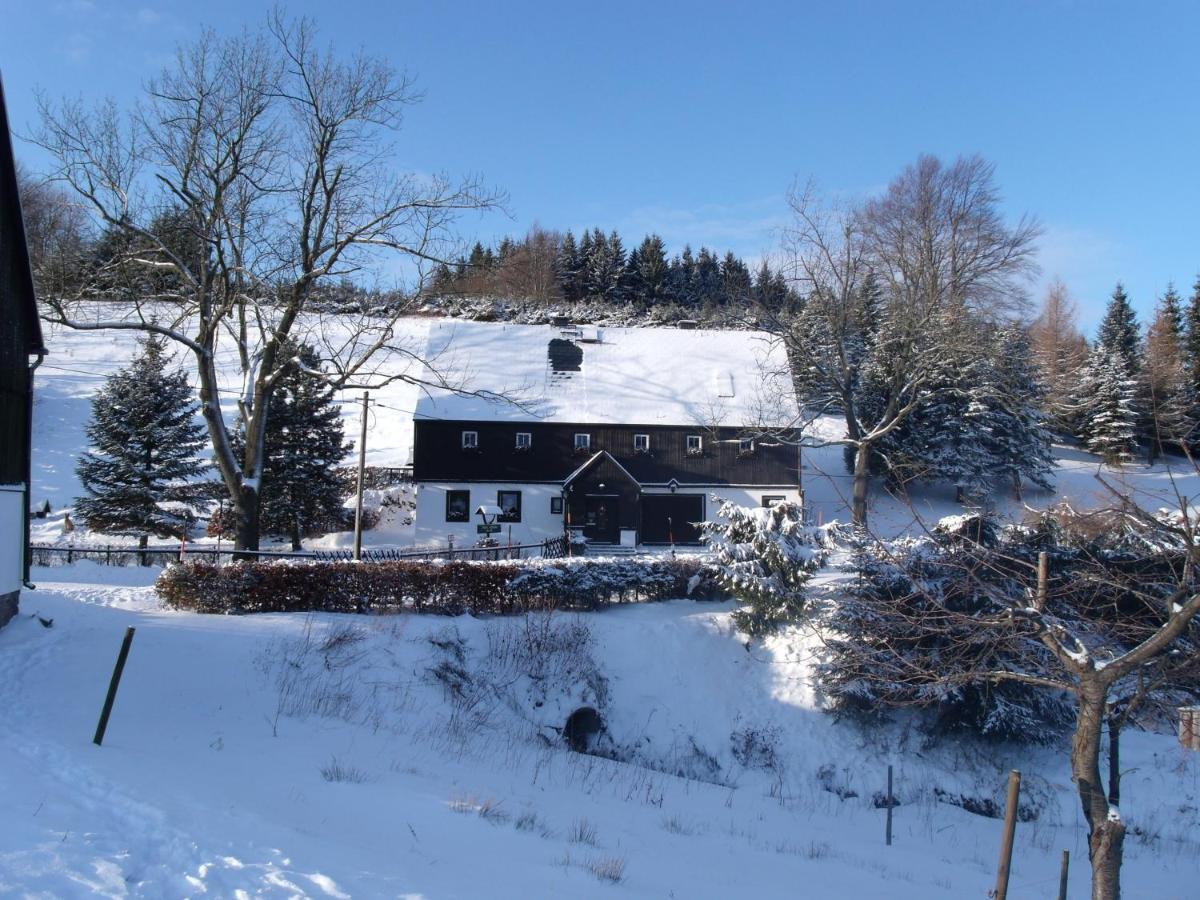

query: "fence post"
xmin=1056 ymin=849 xmax=1069 ymax=900
xmin=992 ymin=769 xmax=1022 ymax=900
xmin=93 ymin=626 xmax=136 ymax=746
xmin=885 ymin=764 xmax=894 ymax=846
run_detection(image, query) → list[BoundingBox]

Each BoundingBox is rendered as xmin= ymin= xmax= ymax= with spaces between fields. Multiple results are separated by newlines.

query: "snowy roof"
xmin=413 ymin=321 xmax=797 ymax=427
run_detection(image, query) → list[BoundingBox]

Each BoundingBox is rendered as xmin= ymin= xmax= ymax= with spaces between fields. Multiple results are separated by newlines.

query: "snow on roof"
xmin=413 ymin=321 xmax=797 ymax=427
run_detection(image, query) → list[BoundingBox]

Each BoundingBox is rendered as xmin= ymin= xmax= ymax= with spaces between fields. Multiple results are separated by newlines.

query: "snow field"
xmin=2 ymin=571 xmax=1197 ymax=898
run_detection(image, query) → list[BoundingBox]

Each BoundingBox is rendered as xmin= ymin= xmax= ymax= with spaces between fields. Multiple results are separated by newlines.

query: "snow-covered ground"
xmin=4 ymin=567 xmax=1197 ymax=898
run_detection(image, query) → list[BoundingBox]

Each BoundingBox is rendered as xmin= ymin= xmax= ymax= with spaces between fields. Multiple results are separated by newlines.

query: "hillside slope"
xmin=1 ymin=566 xmax=1197 ymax=898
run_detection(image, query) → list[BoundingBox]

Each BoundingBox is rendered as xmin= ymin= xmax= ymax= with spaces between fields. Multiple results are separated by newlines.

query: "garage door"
xmin=640 ymin=494 xmax=704 ymax=545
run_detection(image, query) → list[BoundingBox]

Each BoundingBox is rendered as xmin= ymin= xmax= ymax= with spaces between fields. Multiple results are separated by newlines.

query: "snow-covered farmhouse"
xmin=0 ymin=77 xmax=46 ymax=628
xmin=412 ymin=321 xmax=801 ymax=549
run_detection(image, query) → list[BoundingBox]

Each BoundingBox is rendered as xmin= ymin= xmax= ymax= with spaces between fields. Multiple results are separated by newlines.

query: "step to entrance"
xmin=582 ymin=542 xmax=641 ymax=557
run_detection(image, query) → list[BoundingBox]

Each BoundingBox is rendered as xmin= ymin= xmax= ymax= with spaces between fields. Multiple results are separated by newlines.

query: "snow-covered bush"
xmin=698 ymin=499 xmax=827 ymax=636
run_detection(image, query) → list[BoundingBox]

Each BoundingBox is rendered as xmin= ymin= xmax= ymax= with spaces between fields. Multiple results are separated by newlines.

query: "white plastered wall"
xmin=414 ymin=483 xmax=564 ymax=548
xmin=1 ymin=485 xmax=26 ymax=594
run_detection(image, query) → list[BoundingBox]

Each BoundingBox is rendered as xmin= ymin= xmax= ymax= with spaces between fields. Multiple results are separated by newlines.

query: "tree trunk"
xmin=851 ymin=442 xmax=871 ymax=528
xmin=290 ymin=517 xmax=302 ymax=552
xmin=138 ymin=533 xmax=148 ymax=567
xmin=234 ymin=484 xmax=261 ymax=557
xmin=1072 ymin=683 xmax=1126 ymax=900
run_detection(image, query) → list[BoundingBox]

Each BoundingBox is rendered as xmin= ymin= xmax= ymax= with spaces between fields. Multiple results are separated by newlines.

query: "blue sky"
xmin=3 ymin=0 xmax=1199 ymax=332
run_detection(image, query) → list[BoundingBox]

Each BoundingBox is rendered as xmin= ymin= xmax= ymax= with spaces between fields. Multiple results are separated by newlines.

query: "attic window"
xmin=686 ymin=435 xmax=703 ymax=455
xmin=574 ymin=433 xmax=591 ymax=451
xmin=633 ymin=433 xmax=650 ymax=453
xmin=739 ymin=438 xmax=755 ymax=456
xmin=461 ymin=430 xmax=478 ymax=449
xmin=515 ymin=432 xmax=532 ymax=450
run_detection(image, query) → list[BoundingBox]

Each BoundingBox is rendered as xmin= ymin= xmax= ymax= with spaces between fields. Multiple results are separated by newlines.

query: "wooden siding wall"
xmin=413 ymin=420 xmax=800 ymax=486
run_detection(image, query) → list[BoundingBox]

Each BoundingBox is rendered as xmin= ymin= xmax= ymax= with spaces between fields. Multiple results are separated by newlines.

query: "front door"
xmin=584 ymin=496 xmax=619 ymax=543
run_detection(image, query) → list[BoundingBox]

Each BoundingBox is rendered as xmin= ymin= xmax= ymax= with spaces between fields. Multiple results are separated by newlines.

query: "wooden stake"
xmin=93 ymin=626 xmax=136 ymax=746
xmin=352 ymin=391 xmax=369 ymax=562
xmin=885 ymin=764 xmax=894 ymax=846
xmin=992 ymin=769 xmax=1022 ymax=900
xmin=1036 ymin=550 xmax=1048 ymax=609
xmin=1056 ymin=849 xmax=1070 ymax=900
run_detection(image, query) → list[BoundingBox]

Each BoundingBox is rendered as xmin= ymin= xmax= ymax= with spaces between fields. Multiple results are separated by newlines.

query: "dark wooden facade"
xmin=414 ymin=419 xmax=799 ymax=545
xmin=412 ymin=420 xmax=800 ymax=487
xmin=0 ymin=76 xmax=46 ymax=627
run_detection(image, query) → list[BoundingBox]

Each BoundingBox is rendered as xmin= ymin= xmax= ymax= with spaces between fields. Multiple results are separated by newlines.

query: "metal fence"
xmin=30 ymin=535 xmax=570 ymax=569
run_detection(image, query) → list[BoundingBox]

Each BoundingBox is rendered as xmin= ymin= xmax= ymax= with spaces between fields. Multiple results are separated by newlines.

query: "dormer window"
xmin=738 ymin=438 xmax=755 ymax=456
xmin=461 ymin=430 xmax=479 ymax=449
xmin=515 ymin=432 xmax=532 ymax=450
xmin=633 ymin=433 xmax=650 ymax=453
xmin=686 ymin=435 xmax=703 ymax=455
xmin=574 ymin=433 xmax=591 ymax=451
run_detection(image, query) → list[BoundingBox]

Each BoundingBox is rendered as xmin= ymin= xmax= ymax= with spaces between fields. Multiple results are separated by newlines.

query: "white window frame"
xmin=739 ymin=438 xmax=755 ymax=455
xmin=686 ymin=434 xmax=703 ymax=454
xmin=633 ymin=433 xmax=650 ymax=453
xmin=515 ymin=431 xmax=532 ymax=450
xmin=574 ymin=433 xmax=591 ymax=451
xmin=461 ymin=430 xmax=479 ymax=449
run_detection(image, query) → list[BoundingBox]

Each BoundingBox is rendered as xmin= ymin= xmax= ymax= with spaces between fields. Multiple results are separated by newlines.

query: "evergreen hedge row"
xmin=157 ymin=556 xmax=720 ymax=615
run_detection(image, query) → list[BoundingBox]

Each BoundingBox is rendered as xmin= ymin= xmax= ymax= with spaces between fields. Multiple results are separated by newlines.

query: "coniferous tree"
xmin=1096 ymin=282 xmax=1142 ymax=377
xmin=1185 ymin=275 xmax=1200 ymax=417
xmin=234 ymin=344 xmax=351 ymax=550
xmin=1144 ymin=284 xmax=1196 ymax=457
xmin=635 ymin=235 xmax=669 ymax=306
xmin=697 ymin=499 xmax=825 ymax=636
xmin=556 ymin=230 xmax=581 ymax=302
xmin=987 ymin=326 xmax=1056 ymax=495
xmin=75 ymin=335 xmax=207 ymax=550
xmin=881 ymin=308 xmax=993 ymax=499
xmin=1074 ymin=349 xmax=1140 ymax=465
xmin=604 ymin=230 xmax=628 ymax=303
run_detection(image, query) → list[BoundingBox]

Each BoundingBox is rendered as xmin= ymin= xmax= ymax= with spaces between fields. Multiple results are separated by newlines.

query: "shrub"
xmin=157 ymin=555 xmax=723 ymax=615
xmin=698 ymin=499 xmax=828 ymax=635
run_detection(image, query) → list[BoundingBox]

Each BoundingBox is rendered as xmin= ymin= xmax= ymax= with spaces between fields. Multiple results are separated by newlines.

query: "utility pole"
xmin=353 ymin=391 xmax=369 ymax=561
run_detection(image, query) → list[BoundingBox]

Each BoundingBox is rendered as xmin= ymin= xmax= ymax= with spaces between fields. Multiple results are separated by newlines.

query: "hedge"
xmin=157 ymin=556 xmax=722 ymax=615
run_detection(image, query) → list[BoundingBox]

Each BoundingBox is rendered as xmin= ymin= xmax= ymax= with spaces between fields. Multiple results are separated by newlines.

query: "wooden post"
xmin=992 ymin=769 xmax=1022 ymax=900
xmin=352 ymin=391 xmax=369 ymax=562
xmin=885 ymin=764 xmax=894 ymax=846
xmin=1036 ymin=550 xmax=1048 ymax=608
xmin=93 ymin=626 xmax=136 ymax=746
xmin=1056 ymin=849 xmax=1070 ymax=900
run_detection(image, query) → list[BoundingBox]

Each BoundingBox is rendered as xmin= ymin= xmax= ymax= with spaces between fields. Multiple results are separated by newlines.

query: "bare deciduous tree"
xmin=33 ymin=13 xmax=502 ymax=551
xmin=766 ymin=155 xmax=1040 ymax=527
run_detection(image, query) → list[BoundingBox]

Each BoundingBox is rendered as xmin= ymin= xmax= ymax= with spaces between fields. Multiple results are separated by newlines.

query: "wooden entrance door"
xmin=584 ymin=496 xmax=619 ymax=543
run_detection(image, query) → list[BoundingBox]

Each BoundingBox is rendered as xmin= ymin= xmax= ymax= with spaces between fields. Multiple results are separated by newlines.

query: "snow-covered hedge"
xmin=157 ymin=556 xmax=721 ymax=615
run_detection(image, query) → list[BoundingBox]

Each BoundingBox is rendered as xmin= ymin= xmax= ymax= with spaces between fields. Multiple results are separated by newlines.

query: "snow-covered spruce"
xmin=74 ymin=334 xmax=208 ymax=550
xmin=697 ymin=499 xmax=828 ymax=636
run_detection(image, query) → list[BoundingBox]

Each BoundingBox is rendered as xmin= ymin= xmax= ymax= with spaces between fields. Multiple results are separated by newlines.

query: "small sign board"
xmin=477 ymin=523 xmax=501 ymax=534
